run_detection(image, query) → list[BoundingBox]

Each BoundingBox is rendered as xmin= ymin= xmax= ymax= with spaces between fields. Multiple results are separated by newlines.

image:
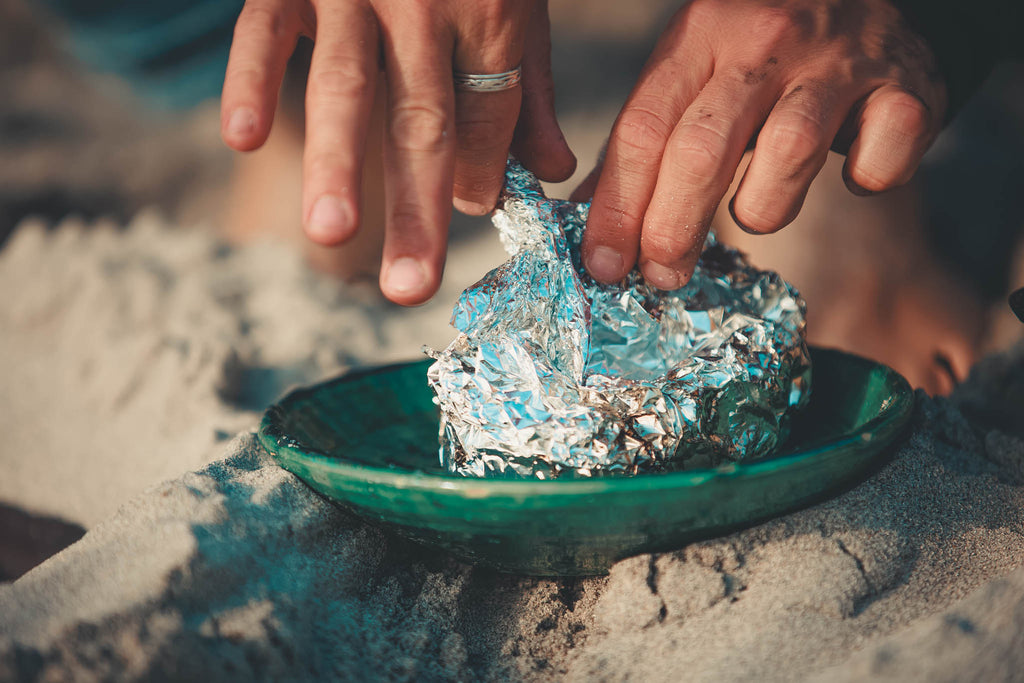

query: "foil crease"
xmin=427 ymin=160 xmax=811 ymax=479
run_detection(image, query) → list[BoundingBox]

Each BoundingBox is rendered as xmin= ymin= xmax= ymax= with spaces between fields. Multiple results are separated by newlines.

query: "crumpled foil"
xmin=426 ymin=160 xmax=811 ymax=479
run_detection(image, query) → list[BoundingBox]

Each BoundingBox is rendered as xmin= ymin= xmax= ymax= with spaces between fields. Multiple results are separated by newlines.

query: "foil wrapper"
xmin=427 ymin=160 xmax=811 ymax=479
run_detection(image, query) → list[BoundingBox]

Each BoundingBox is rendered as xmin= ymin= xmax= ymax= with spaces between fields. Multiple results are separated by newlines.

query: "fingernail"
xmin=384 ymin=256 xmax=427 ymax=295
xmin=587 ymin=246 xmax=624 ymax=282
xmin=226 ymin=107 xmax=256 ymax=138
xmin=728 ymin=197 xmax=759 ymax=235
xmin=307 ymin=195 xmax=352 ymax=243
xmin=641 ymin=261 xmax=684 ymax=290
xmin=453 ymin=196 xmax=491 ymax=216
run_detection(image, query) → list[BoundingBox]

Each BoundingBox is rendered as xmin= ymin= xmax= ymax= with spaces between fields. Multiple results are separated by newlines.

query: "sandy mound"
xmin=0 ymin=213 xmax=503 ymax=526
xmin=1 ymin=216 xmax=1023 ymax=681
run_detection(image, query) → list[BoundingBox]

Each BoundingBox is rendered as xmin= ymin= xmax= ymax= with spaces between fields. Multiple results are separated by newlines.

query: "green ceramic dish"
xmin=258 ymin=347 xmax=913 ymax=576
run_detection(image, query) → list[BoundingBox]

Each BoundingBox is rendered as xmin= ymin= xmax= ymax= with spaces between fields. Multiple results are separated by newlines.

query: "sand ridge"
xmin=1 ymin=216 xmax=1023 ymax=681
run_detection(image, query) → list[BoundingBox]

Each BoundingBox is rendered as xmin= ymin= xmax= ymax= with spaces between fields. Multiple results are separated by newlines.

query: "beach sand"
xmin=2 ymin=0 xmax=1024 ymax=679
xmin=1 ymin=215 xmax=1023 ymax=681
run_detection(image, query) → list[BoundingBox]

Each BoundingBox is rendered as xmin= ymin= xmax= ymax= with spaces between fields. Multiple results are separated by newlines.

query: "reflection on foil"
xmin=427 ymin=160 xmax=811 ymax=479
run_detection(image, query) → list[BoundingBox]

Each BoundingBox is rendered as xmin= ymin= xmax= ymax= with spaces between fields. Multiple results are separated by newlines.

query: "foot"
xmin=714 ymin=153 xmax=986 ymax=395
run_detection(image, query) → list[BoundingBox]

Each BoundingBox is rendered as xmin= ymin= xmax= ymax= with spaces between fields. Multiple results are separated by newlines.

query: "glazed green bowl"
xmin=258 ymin=348 xmax=913 ymax=576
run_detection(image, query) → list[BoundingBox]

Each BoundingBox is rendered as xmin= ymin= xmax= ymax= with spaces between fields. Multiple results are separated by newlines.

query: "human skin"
xmin=579 ymin=0 xmax=947 ymax=290
xmin=222 ymin=0 xmax=946 ymax=304
xmin=220 ymin=0 xmax=576 ymax=305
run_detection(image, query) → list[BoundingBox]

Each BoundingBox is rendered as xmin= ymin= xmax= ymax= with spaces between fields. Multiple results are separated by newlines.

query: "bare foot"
xmin=715 ymin=152 xmax=986 ymax=395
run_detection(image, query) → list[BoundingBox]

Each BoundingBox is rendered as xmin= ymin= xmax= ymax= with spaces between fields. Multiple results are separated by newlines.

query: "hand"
xmin=579 ymin=0 xmax=946 ymax=290
xmin=220 ymin=0 xmax=576 ymax=305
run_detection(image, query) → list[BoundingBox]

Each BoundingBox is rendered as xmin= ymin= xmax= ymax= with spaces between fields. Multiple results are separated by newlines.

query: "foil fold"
xmin=427 ymin=160 xmax=811 ymax=479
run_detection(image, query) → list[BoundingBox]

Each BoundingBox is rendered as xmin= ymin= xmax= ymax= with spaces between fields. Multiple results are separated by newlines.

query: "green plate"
xmin=258 ymin=348 xmax=913 ymax=576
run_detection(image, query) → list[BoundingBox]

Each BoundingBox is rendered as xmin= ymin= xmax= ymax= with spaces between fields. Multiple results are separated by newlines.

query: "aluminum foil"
xmin=426 ymin=160 xmax=811 ymax=479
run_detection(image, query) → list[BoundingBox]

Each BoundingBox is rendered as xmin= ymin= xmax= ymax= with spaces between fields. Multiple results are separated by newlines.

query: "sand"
xmin=0 ymin=213 xmax=505 ymax=527
xmin=3 ymin=0 xmax=1024 ymax=678
xmin=1 ymin=216 xmax=1023 ymax=681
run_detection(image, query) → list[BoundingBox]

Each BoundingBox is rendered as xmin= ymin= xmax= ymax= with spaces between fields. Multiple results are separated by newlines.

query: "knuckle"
xmin=878 ymin=91 xmax=932 ymax=138
xmin=614 ymin=105 xmax=675 ymax=156
xmin=762 ymin=114 xmax=826 ymax=177
xmin=476 ymin=0 xmax=511 ymax=26
xmin=389 ymin=200 xmax=421 ymax=230
xmin=683 ymin=0 xmax=714 ymax=26
xmin=309 ymin=57 xmax=372 ymax=102
xmin=642 ymin=230 xmax=697 ymax=265
xmin=305 ymin=151 xmax=353 ymax=184
xmin=472 ymin=0 xmax=524 ymax=38
xmin=225 ymin=64 xmax=268 ymax=93
xmin=457 ymin=116 xmax=507 ymax=152
xmin=389 ymin=102 xmax=450 ymax=154
xmin=236 ymin=2 xmax=290 ymax=40
xmin=601 ymin=201 xmax=647 ymax=232
xmin=668 ymin=121 xmax=728 ymax=185
xmin=590 ymin=190 xmax=648 ymax=237
xmin=747 ymin=7 xmax=799 ymax=49
xmin=606 ymin=153 xmax=660 ymax=186
xmin=388 ymin=201 xmax=432 ymax=250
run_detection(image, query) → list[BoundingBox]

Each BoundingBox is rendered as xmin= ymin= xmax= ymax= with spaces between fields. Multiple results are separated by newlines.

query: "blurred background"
xmin=0 ymin=0 xmax=679 ymax=246
xmin=2 ymin=0 xmax=1022 ymax=340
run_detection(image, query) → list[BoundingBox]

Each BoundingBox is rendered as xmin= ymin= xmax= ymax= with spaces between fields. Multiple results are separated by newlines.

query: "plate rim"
xmin=257 ymin=346 xmax=915 ymax=498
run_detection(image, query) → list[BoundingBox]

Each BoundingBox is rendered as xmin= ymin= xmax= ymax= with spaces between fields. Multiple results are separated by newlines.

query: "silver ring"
xmin=453 ymin=67 xmax=522 ymax=93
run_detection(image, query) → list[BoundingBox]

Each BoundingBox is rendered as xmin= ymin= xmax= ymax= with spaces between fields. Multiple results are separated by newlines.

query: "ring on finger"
xmin=453 ymin=67 xmax=522 ymax=93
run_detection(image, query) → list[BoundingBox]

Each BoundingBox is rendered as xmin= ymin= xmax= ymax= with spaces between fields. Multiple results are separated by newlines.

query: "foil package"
xmin=426 ymin=160 xmax=811 ymax=479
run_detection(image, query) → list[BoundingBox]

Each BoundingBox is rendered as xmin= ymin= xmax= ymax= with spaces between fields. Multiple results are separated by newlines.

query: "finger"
xmin=842 ymin=86 xmax=936 ymax=195
xmin=731 ymin=81 xmax=853 ymax=234
xmin=582 ymin=36 xmax=713 ymax=284
xmin=639 ymin=73 xmax=778 ymax=289
xmin=379 ymin=10 xmax=455 ymax=305
xmin=450 ymin=3 xmax=530 ymax=215
xmin=511 ymin=0 xmax=576 ymax=184
xmin=451 ymin=88 xmax=519 ymax=215
xmin=221 ymin=0 xmax=302 ymax=151
xmin=301 ymin=1 xmax=379 ymax=246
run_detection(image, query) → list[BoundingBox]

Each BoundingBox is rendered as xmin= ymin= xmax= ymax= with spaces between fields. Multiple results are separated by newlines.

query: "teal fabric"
xmin=43 ymin=0 xmax=243 ymax=109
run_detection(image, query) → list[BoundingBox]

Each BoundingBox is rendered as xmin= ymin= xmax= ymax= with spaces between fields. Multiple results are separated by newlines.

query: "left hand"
xmin=577 ymin=0 xmax=947 ymax=290
xmin=220 ymin=0 xmax=575 ymax=305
